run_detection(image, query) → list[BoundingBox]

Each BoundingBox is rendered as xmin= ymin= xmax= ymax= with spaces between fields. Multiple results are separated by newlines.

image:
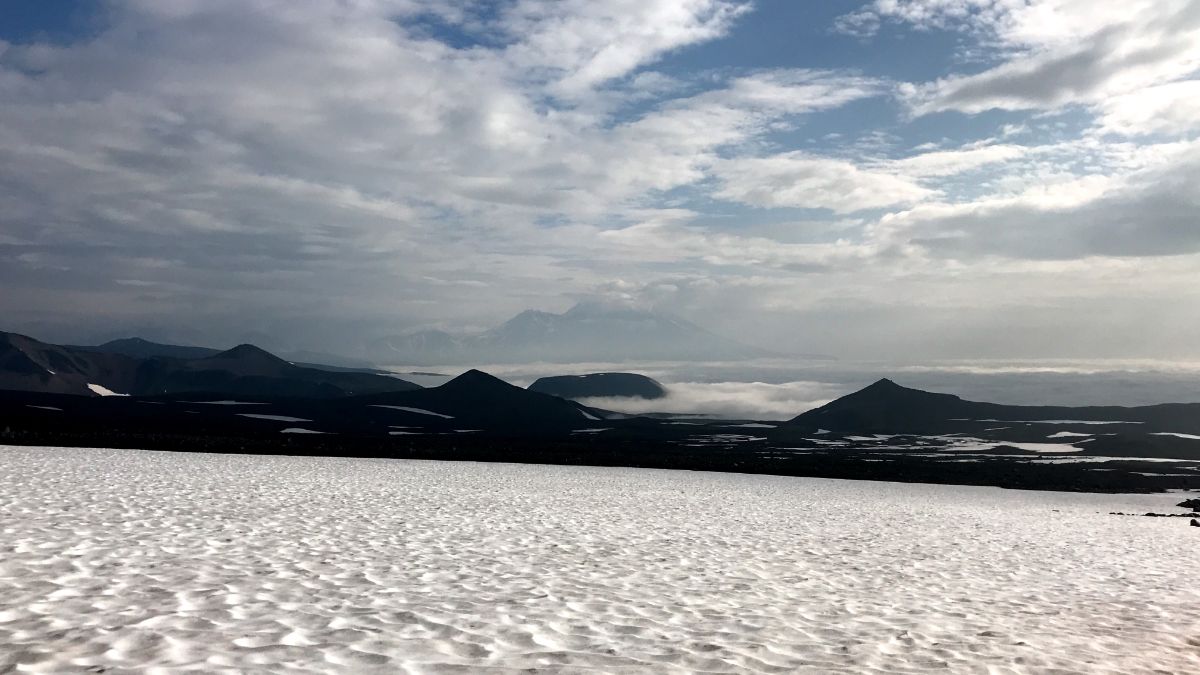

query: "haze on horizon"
xmin=2 ymin=0 xmax=1198 ymax=362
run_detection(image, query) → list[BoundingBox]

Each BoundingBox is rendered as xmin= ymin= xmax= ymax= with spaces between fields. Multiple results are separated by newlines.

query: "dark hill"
xmin=194 ymin=344 xmax=293 ymax=376
xmin=73 ymin=337 xmax=219 ymax=360
xmin=139 ymin=343 xmax=419 ymax=398
xmin=78 ymin=337 xmax=385 ymax=374
xmin=351 ymin=369 xmax=606 ymax=432
xmin=1 ymin=331 xmax=144 ymax=396
xmin=789 ymin=378 xmax=1200 ymax=434
xmin=789 ymin=378 xmax=980 ymax=432
xmin=528 ymin=373 xmax=667 ymax=400
xmin=0 ymin=330 xmax=419 ymax=399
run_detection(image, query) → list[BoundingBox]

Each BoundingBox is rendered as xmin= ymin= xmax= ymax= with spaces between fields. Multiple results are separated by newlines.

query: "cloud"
xmin=714 ymin=153 xmax=935 ymax=212
xmin=709 ymin=141 xmax=1030 ymax=214
xmin=2 ymin=0 xmax=1199 ymax=362
xmin=593 ymin=212 xmax=871 ymax=270
xmin=0 ymin=0 xmax=882 ymax=349
xmin=1095 ymin=80 xmax=1200 ymax=136
xmin=832 ymin=10 xmax=881 ymax=39
xmin=501 ymin=0 xmax=752 ymax=96
xmin=579 ymin=380 xmax=839 ymax=420
xmin=877 ymin=140 xmax=1200 ymax=259
xmin=879 ymin=0 xmax=1200 ymax=117
xmin=882 ymin=143 xmax=1027 ymax=177
xmin=567 ymin=70 xmax=885 ymax=211
xmin=834 ymin=0 xmax=1017 ymax=39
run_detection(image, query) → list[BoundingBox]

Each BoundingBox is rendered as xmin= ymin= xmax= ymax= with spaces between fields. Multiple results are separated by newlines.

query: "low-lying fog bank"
xmin=387 ymin=358 xmax=1200 ymax=420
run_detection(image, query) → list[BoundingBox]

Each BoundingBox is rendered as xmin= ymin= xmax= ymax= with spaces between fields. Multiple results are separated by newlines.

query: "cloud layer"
xmin=1 ymin=0 xmax=1197 ymax=360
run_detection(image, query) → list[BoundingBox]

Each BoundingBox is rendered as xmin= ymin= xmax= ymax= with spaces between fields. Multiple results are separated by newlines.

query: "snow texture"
xmin=0 ymin=445 xmax=1197 ymax=674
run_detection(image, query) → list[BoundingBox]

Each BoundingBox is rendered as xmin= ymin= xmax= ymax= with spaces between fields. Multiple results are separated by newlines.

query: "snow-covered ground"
xmin=1 ymin=446 xmax=1197 ymax=674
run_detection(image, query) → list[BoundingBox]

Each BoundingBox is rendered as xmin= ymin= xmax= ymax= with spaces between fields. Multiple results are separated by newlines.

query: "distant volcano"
xmin=368 ymin=302 xmax=780 ymax=365
xmin=787 ymin=378 xmax=1200 ymax=436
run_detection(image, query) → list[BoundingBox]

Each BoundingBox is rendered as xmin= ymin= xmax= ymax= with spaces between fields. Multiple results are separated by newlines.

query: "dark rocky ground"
xmin=4 ymin=397 xmax=1199 ymax=494
xmin=5 ymin=372 xmax=1200 ymax=494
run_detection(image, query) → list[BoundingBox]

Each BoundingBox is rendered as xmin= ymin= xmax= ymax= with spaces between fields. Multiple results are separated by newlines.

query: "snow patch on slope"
xmin=237 ymin=413 xmax=311 ymax=423
xmin=370 ymin=405 xmax=454 ymax=419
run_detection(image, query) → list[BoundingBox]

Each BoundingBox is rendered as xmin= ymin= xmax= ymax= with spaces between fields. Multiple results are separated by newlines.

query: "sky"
xmin=1 ymin=0 xmax=1198 ymax=360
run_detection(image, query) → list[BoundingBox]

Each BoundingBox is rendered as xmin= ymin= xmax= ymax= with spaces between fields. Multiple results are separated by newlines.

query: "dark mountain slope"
xmin=349 ymin=369 xmax=606 ymax=432
xmin=1 ymin=331 xmax=145 ymax=395
xmin=71 ymin=337 xmax=219 ymax=360
xmin=78 ymin=338 xmax=383 ymax=374
xmin=187 ymin=344 xmax=293 ymax=377
xmin=789 ymin=378 xmax=1200 ymax=434
xmin=789 ymin=379 xmax=981 ymax=432
xmin=0 ymin=331 xmax=419 ymax=398
xmin=132 ymin=344 xmax=421 ymax=398
xmin=529 ymin=373 xmax=667 ymax=400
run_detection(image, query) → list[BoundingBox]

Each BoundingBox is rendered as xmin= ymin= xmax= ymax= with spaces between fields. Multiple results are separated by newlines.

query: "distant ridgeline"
xmin=365 ymin=302 xmax=806 ymax=365
xmin=3 ymin=331 xmax=1200 ymax=493
xmin=0 ymin=331 xmax=419 ymax=399
xmin=788 ymin=378 xmax=1200 ymax=437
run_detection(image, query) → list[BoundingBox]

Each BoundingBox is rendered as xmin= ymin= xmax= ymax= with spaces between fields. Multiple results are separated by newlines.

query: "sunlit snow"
xmin=0 ymin=446 xmax=1195 ymax=673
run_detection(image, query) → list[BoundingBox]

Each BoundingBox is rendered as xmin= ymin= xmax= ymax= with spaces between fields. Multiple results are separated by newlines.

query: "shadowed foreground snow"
xmin=1 ymin=446 xmax=1197 ymax=673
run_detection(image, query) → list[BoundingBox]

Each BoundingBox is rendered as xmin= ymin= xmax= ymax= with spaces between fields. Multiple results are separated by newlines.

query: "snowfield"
xmin=1 ymin=446 xmax=1197 ymax=674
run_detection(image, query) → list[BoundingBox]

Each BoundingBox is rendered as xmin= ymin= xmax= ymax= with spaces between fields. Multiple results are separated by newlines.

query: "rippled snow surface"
xmin=1 ymin=446 xmax=1197 ymax=674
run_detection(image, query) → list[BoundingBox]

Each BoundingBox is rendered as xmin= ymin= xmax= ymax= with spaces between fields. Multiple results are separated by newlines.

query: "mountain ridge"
xmin=74 ymin=337 xmax=383 ymax=373
xmin=349 ymin=368 xmax=607 ymax=432
xmin=788 ymin=378 xmax=1200 ymax=434
xmin=71 ymin=337 xmax=220 ymax=361
xmin=0 ymin=330 xmax=419 ymax=399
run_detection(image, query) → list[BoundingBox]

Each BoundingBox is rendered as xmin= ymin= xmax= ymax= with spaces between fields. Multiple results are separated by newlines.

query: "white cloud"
xmin=577 ymin=380 xmax=837 ymax=420
xmin=0 ymin=0 xmax=891 ymax=349
xmin=875 ymin=140 xmax=1200 ymax=259
xmin=568 ymin=71 xmax=884 ymax=212
xmin=882 ymin=0 xmax=1200 ymax=117
xmin=3 ymin=0 xmax=1199 ymax=361
xmin=595 ymin=215 xmax=872 ymax=270
xmin=710 ymin=140 xmax=1039 ymax=213
xmin=883 ymin=143 xmax=1027 ymax=177
xmin=714 ymin=152 xmax=934 ymax=212
xmin=1095 ymin=80 xmax=1200 ymax=136
xmin=501 ymin=0 xmax=751 ymax=97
